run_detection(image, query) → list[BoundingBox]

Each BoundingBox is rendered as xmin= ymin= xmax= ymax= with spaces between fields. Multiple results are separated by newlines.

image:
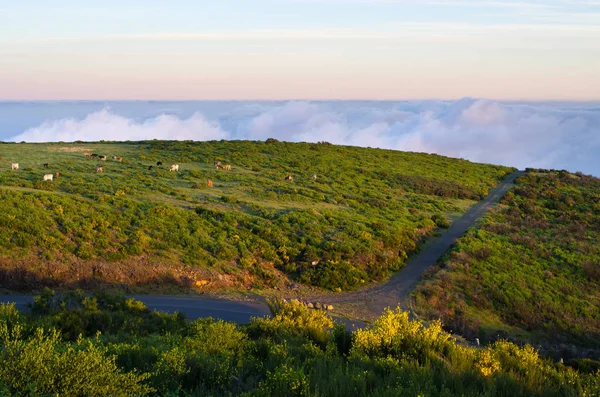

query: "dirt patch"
xmin=52 ymin=147 xmax=94 ymax=153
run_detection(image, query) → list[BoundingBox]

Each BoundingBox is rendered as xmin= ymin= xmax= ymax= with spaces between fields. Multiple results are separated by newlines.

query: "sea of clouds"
xmin=2 ymin=98 xmax=599 ymax=176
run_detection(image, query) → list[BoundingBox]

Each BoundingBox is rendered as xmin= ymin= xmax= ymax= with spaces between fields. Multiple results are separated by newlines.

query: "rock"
xmin=195 ymin=279 xmax=210 ymax=287
xmin=307 ymin=302 xmax=314 ymax=309
xmin=326 ymin=305 xmax=334 ymax=311
xmin=291 ymin=299 xmax=300 ymax=305
xmin=314 ymin=302 xmax=322 ymax=309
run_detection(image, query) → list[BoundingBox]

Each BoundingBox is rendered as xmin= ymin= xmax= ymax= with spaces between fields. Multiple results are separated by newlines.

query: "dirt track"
xmin=312 ymin=170 xmax=524 ymax=322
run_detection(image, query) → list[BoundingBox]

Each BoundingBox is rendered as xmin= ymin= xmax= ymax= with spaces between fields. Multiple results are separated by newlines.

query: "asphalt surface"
xmin=0 ymin=171 xmax=523 ymax=325
xmin=0 ymin=295 xmax=271 ymax=324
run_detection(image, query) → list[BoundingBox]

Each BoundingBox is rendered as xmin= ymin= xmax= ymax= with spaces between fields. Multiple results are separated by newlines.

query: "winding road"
xmin=310 ymin=170 xmax=524 ymax=320
xmin=0 ymin=171 xmax=523 ymax=325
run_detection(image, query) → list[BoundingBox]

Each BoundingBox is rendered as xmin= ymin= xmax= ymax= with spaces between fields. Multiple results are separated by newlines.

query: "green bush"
xmin=1 ymin=294 xmax=599 ymax=396
xmin=0 ymin=326 xmax=152 ymax=396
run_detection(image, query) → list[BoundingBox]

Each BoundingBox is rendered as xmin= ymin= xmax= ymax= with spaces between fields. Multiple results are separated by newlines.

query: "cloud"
xmin=10 ymin=108 xmax=227 ymax=142
xmin=8 ymin=99 xmax=600 ymax=176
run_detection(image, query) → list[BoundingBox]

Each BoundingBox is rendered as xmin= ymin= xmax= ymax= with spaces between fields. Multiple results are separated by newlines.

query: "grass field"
xmin=0 ymin=140 xmax=514 ymax=294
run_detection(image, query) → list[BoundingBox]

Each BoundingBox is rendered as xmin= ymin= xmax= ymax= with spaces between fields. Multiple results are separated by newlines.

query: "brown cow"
xmin=285 ymin=175 xmax=293 ymax=181
xmin=54 ymin=172 xmax=59 ymax=178
xmin=207 ymin=179 xmax=213 ymax=188
xmin=96 ymin=165 xmax=104 ymax=173
xmin=84 ymin=152 xmax=93 ymax=158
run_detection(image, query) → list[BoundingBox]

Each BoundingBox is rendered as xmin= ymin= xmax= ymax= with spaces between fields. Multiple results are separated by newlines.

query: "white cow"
xmin=43 ymin=174 xmax=53 ymax=181
xmin=10 ymin=163 xmax=18 ymax=170
xmin=170 ymin=164 xmax=179 ymax=172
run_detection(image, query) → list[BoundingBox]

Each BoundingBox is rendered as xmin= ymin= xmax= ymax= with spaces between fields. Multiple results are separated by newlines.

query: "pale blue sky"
xmin=1 ymin=0 xmax=598 ymax=99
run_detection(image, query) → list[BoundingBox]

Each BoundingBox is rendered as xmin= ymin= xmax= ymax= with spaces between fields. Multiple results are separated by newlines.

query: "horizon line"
xmin=1 ymin=98 xmax=600 ymax=103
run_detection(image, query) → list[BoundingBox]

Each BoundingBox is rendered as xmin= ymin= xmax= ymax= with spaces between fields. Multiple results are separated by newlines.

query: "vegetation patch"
xmin=1 ymin=293 xmax=598 ymax=396
xmin=413 ymin=170 xmax=600 ymax=357
xmin=0 ymin=140 xmax=514 ymax=292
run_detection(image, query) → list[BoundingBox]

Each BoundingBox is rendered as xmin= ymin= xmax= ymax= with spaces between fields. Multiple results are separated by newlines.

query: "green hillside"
xmin=413 ymin=170 xmax=600 ymax=355
xmin=0 ymin=140 xmax=513 ymax=293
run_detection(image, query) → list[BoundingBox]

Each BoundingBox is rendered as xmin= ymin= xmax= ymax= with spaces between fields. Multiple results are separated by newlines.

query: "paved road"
xmin=0 ymin=295 xmax=272 ymax=324
xmin=0 ymin=171 xmax=523 ymax=325
xmin=314 ymin=170 xmax=524 ymax=320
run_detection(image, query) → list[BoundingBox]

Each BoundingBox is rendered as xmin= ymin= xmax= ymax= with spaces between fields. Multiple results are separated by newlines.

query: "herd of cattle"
xmin=5 ymin=152 xmax=317 ymax=185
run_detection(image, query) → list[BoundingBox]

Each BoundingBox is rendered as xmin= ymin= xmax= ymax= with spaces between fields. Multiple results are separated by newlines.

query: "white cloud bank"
xmin=9 ymin=99 xmax=600 ymax=176
xmin=12 ymin=109 xmax=227 ymax=142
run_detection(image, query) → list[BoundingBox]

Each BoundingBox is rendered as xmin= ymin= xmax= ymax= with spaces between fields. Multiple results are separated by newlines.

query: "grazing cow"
xmin=170 ymin=164 xmax=179 ymax=172
xmin=84 ymin=152 xmax=93 ymax=158
xmin=43 ymin=174 xmax=53 ymax=182
xmin=311 ymin=173 xmax=318 ymax=180
xmin=157 ymin=161 xmax=162 ymax=166
xmin=99 ymin=155 xmax=107 ymax=161
xmin=96 ymin=165 xmax=104 ymax=173
xmin=216 ymin=164 xmax=223 ymax=169
xmin=207 ymin=179 xmax=213 ymax=188
xmin=43 ymin=163 xmax=49 ymax=168
xmin=0 ymin=156 xmax=2 ymax=161
xmin=91 ymin=153 xmax=98 ymax=158
xmin=54 ymin=172 xmax=59 ymax=179
xmin=214 ymin=161 xmax=221 ymax=167
xmin=10 ymin=163 xmax=18 ymax=170
xmin=113 ymin=156 xmax=123 ymax=162
xmin=148 ymin=165 xmax=153 ymax=170
xmin=285 ymin=175 xmax=293 ymax=181
xmin=223 ymin=164 xmax=232 ymax=171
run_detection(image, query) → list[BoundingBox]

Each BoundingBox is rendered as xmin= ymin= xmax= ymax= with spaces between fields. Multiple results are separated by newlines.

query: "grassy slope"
xmin=0 ymin=140 xmax=514 ymax=293
xmin=413 ymin=170 xmax=600 ymax=354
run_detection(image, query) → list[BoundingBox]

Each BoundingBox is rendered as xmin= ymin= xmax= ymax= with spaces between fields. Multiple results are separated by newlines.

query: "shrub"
xmin=0 ymin=326 xmax=152 ymax=396
xmin=249 ymin=300 xmax=333 ymax=346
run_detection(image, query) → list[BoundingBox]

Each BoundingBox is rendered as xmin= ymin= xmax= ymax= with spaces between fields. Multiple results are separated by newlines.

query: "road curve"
xmin=0 ymin=295 xmax=271 ymax=324
xmin=0 ymin=171 xmax=523 ymax=325
xmin=313 ymin=170 xmax=524 ymax=320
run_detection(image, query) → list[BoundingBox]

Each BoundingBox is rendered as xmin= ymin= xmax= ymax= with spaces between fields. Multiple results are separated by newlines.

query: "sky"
xmin=1 ymin=0 xmax=599 ymax=100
